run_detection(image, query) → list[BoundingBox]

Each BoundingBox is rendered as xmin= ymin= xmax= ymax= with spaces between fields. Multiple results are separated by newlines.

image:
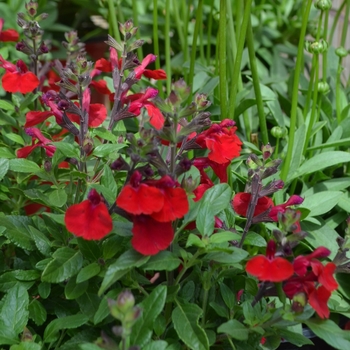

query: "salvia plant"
xmin=0 ymin=1 xmax=350 ymax=350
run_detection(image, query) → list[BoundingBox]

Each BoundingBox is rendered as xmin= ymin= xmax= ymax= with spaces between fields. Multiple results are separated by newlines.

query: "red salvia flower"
xmin=269 ymin=195 xmax=304 ymax=221
xmin=195 ymin=119 xmax=242 ymax=164
xmin=246 ymin=240 xmax=294 ymax=282
xmin=17 ymin=127 xmax=56 ymax=158
xmin=308 ymin=285 xmax=332 ymax=319
xmin=131 ymin=215 xmax=173 ymax=255
xmin=127 ymin=87 xmax=165 ymax=129
xmin=65 ymin=189 xmax=113 ymax=240
xmin=0 ymin=18 xmax=19 ymax=42
xmin=193 ymin=157 xmax=229 ymax=183
xmin=233 ymin=192 xmax=274 ymax=217
xmin=134 ymin=54 xmax=166 ymax=80
xmin=116 ymin=171 xmax=164 ymax=215
xmin=0 ymin=56 xmax=39 ymax=94
xmin=25 ymin=111 xmax=54 ymax=127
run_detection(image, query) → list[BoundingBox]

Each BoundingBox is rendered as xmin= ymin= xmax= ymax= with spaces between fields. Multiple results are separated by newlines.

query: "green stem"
xmin=280 ymin=0 xmax=313 ymax=182
xmin=165 ymin=0 xmax=172 ymax=95
xmin=188 ymin=0 xmax=203 ymax=100
xmin=107 ymin=0 xmax=121 ymax=42
xmin=153 ymin=0 xmax=163 ymax=98
xmin=182 ymin=0 xmax=191 ymax=77
xmin=201 ymin=288 xmax=209 ymax=327
xmin=218 ymin=0 xmax=227 ymax=119
xmin=132 ymin=0 xmax=143 ymax=60
xmin=173 ymin=0 xmax=185 ymax=57
xmin=229 ymin=0 xmax=253 ymax=120
xmin=341 ymin=0 xmax=350 ymax=48
xmin=246 ymin=18 xmax=268 ymax=145
xmin=206 ymin=0 xmax=214 ymax=66
xmin=329 ymin=0 xmax=346 ymax=44
xmin=336 ymin=56 xmax=343 ymax=123
xmin=322 ymin=9 xmax=329 ymax=81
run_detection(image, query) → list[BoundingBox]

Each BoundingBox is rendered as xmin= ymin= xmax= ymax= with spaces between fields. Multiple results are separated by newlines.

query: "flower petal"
xmin=89 ymin=103 xmax=107 ymax=127
xmin=25 ymin=111 xmax=53 ymax=127
xmin=145 ymin=103 xmax=164 ymax=130
xmin=308 ymin=286 xmax=331 ymax=319
xmin=2 ymin=71 xmax=39 ymax=94
xmin=131 ymin=215 xmax=173 ymax=255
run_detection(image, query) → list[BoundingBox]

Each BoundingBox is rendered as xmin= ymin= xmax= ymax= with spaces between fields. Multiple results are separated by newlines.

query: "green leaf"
xmin=0 ymin=214 xmax=35 ymax=251
xmin=131 ymin=285 xmax=167 ymax=347
xmin=142 ymin=251 xmax=181 ymax=271
xmin=219 ymin=283 xmax=235 ymax=309
xmin=217 ymin=319 xmax=248 ymax=340
xmin=49 ymin=189 xmax=68 ymax=208
xmin=93 ymin=127 xmax=118 ymax=141
xmin=4 ymin=133 xmax=25 ymax=145
xmin=204 ymin=247 xmax=248 ymax=264
xmin=28 ymin=226 xmax=51 ymax=257
xmin=92 ymin=144 xmax=126 ymax=157
xmin=0 ymin=100 xmax=15 ymax=111
xmin=186 ymin=233 xmax=206 ymax=248
xmin=302 ymin=191 xmax=343 ymax=217
xmin=234 ymin=98 xmax=257 ymax=117
xmin=209 ymin=231 xmax=240 ymax=244
xmin=0 ymin=148 xmax=15 ymax=159
xmin=172 ymin=302 xmax=209 ymax=350
xmin=78 ymin=238 xmax=102 ymax=261
xmin=28 ymin=299 xmax=47 ymax=326
xmin=0 ymin=158 xmax=9 ymax=181
xmin=76 ymin=263 xmax=101 ymax=283
xmin=52 ymin=142 xmax=80 ymax=158
xmin=65 ymin=276 xmax=89 ymax=300
xmin=100 ymin=165 xmax=118 ymax=200
xmin=305 ymin=318 xmax=350 ymax=350
xmin=196 ymin=184 xmax=232 ymax=236
xmin=38 ymin=282 xmax=51 ymax=299
xmin=0 ymin=284 xmax=29 ymax=344
xmin=277 ymin=329 xmax=313 ymax=347
xmin=43 ymin=314 xmax=89 ymax=343
xmin=288 ymin=151 xmax=350 ymax=182
xmin=10 ymin=342 xmax=42 ymax=350
xmin=9 ymin=159 xmax=40 ymax=173
xmin=41 ymin=247 xmax=84 ymax=283
xmin=99 ymin=250 xmax=150 ymax=295
xmin=143 ymin=341 xmax=168 ymax=350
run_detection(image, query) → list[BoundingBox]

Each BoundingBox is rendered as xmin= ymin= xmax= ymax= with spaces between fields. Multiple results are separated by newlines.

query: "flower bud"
xmin=44 ymin=160 xmax=52 ymax=172
xmin=195 ymin=93 xmax=211 ymax=110
xmin=317 ymin=81 xmax=330 ymax=94
xmin=314 ymin=0 xmax=332 ymax=11
xmin=173 ymin=79 xmax=191 ymax=100
xmin=246 ymin=154 xmax=262 ymax=169
xmin=83 ymin=136 xmax=93 ymax=155
xmin=292 ymin=293 xmax=306 ymax=313
xmin=271 ymin=126 xmax=287 ymax=138
xmin=261 ymin=143 xmax=273 ymax=160
xmin=117 ymin=290 xmax=135 ymax=312
xmin=305 ymin=39 xmax=328 ymax=54
xmin=25 ymin=0 xmax=38 ymax=17
xmin=336 ymin=46 xmax=348 ymax=58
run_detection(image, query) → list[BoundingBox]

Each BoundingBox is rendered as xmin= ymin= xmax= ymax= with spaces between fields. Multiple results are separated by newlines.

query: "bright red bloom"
xmin=269 ymin=195 xmax=304 ymax=221
xmin=90 ymin=80 xmax=112 ymax=95
xmin=308 ymin=285 xmax=332 ymax=319
xmin=95 ymin=48 xmax=121 ymax=72
xmin=246 ymin=240 xmax=294 ymax=282
xmin=193 ymin=157 xmax=229 ymax=183
xmin=0 ymin=56 xmax=39 ymax=94
xmin=196 ymin=119 xmax=242 ymax=164
xmin=134 ymin=54 xmax=166 ymax=80
xmin=67 ymin=88 xmax=107 ymax=127
xmin=131 ymin=215 xmax=173 ymax=255
xmin=116 ymin=171 xmax=164 ymax=215
xmin=0 ymin=18 xmax=19 ymax=42
xmin=233 ymin=192 xmax=274 ymax=217
xmin=17 ymin=127 xmax=56 ymax=158
xmin=25 ymin=111 xmax=54 ymax=127
xmin=65 ymin=189 xmax=113 ymax=240
xmin=127 ymin=87 xmax=165 ymax=129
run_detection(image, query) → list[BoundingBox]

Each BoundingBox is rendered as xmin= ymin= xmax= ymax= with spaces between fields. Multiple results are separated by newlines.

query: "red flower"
xmin=0 ymin=18 xmax=19 ymax=42
xmin=17 ymin=128 xmax=56 ymax=158
xmin=233 ymin=192 xmax=274 ymax=217
xmin=127 ymin=87 xmax=165 ymax=129
xmin=0 ymin=56 xmax=39 ymax=94
xmin=65 ymin=189 xmax=113 ymax=240
xmin=246 ymin=240 xmax=294 ymax=282
xmin=67 ymin=88 xmax=107 ymax=127
xmin=193 ymin=157 xmax=229 ymax=183
xmin=131 ymin=215 xmax=173 ymax=255
xmin=196 ymin=119 xmax=242 ymax=164
xmin=95 ymin=48 xmax=121 ymax=72
xmin=269 ymin=195 xmax=304 ymax=221
xmin=134 ymin=54 xmax=166 ymax=80
xmin=308 ymin=285 xmax=332 ymax=319
xmin=25 ymin=111 xmax=53 ymax=127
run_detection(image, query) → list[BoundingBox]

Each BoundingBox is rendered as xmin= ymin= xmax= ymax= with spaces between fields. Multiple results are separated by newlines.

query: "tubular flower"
xmin=134 ymin=54 xmax=167 ymax=80
xmin=17 ymin=128 xmax=56 ymax=158
xmin=116 ymin=171 xmax=189 ymax=255
xmin=269 ymin=195 xmax=304 ymax=221
xmin=0 ymin=56 xmax=39 ymax=94
xmin=0 ymin=18 xmax=19 ymax=42
xmin=232 ymin=193 xmax=274 ymax=217
xmin=195 ymin=119 xmax=242 ymax=164
xmin=283 ymin=247 xmax=338 ymax=319
xmin=246 ymin=240 xmax=294 ymax=282
xmin=65 ymin=189 xmax=113 ymax=240
xmin=126 ymin=87 xmax=165 ymax=129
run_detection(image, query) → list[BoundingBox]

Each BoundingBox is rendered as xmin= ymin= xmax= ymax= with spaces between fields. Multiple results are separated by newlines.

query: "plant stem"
xmin=218 ymin=0 xmax=227 ymax=119
xmin=188 ymin=0 xmax=203 ymax=100
xmin=280 ymin=0 xmax=313 ymax=182
xmin=132 ymin=0 xmax=143 ymax=60
xmin=229 ymin=0 xmax=253 ymax=120
xmin=153 ymin=0 xmax=163 ymax=98
xmin=165 ymin=0 xmax=172 ymax=95
xmin=201 ymin=288 xmax=209 ymax=327
xmin=206 ymin=0 xmax=214 ymax=66
xmin=329 ymin=0 xmax=346 ymax=44
xmin=107 ymin=0 xmax=121 ymax=43
xmin=246 ymin=18 xmax=268 ymax=145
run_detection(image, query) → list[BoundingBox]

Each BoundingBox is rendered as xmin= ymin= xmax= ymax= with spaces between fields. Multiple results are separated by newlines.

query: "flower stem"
xmin=280 ymin=0 xmax=313 ymax=182
xmin=246 ymin=18 xmax=268 ymax=145
xmin=218 ymin=0 xmax=227 ymax=119
xmin=107 ymin=0 xmax=121 ymax=43
xmin=153 ymin=0 xmax=163 ymax=98
xmin=165 ymin=0 xmax=172 ymax=95
xmin=229 ymin=0 xmax=253 ymax=120
xmin=132 ymin=0 xmax=143 ymax=60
